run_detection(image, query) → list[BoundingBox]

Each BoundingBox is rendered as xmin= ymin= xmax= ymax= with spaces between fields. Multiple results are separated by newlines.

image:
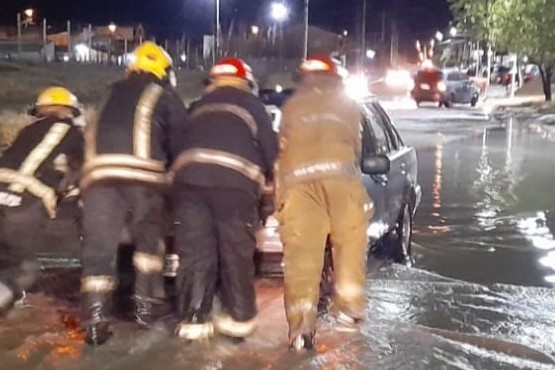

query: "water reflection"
xmin=432 ymin=143 xmax=443 ymax=210
xmin=414 ymin=120 xmax=555 ymax=287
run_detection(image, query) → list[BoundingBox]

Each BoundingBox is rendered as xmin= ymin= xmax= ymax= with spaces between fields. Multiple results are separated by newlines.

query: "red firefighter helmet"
xmin=210 ymin=58 xmax=255 ymax=87
xmin=299 ymin=55 xmax=349 ymax=79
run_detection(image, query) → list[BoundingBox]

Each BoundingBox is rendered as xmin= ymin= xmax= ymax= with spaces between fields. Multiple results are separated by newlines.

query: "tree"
xmin=450 ymin=0 xmax=555 ymax=101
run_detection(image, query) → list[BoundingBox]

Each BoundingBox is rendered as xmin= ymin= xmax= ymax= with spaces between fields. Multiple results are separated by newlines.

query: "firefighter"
xmin=0 ymin=87 xmax=84 ymax=313
xmin=170 ymin=58 xmax=278 ymax=341
xmin=276 ymin=55 xmax=373 ymax=351
xmin=79 ymin=41 xmax=188 ymax=346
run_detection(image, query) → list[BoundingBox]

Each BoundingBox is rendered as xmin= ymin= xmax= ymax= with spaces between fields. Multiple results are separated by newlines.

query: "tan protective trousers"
xmin=278 ymin=178 xmax=372 ymax=341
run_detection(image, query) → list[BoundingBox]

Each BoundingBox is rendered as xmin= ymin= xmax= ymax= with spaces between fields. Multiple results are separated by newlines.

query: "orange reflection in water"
xmin=16 ymin=311 xmax=84 ymax=363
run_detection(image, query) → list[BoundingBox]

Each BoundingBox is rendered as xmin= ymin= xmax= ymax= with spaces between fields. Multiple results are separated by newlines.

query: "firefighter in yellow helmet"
xmin=79 ymin=41 xmax=188 ymax=345
xmin=276 ymin=55 xmax=373 ymax=351
xmin=0 ymin=87 xmax=84 ymax=314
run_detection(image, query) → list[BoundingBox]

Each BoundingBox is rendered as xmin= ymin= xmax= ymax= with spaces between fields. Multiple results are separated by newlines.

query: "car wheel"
xmin=437 ymin=101 xmax=443 ymax=108
xmin=318 ymin=243 xmax=334 ymax=316
xmin=470 ymin=96 xmax=479 ymax=107
xmin=391 ymin=204 xmax=414 ymax=267
xmin=415 ymin=100 xmax=421 ymax=107
xmin=443 ymin=100 xmax=452 ymax=108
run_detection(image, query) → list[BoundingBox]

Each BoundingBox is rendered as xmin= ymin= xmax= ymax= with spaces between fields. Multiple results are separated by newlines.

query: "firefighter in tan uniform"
xmin=277 ymin=55 xmax=373 ymax=351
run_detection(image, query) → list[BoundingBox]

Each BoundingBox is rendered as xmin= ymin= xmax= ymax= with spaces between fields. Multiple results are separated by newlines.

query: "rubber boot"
xmin=134 ymin=272 xmax=171 ymax=328
xmin=82 ymin=293 xmax=113 ymax=346
xmin=176 ymin=310 xmax=214 ymax=341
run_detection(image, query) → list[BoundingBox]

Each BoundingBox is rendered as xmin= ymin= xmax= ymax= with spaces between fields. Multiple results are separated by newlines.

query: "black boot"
xmin=82 ymin=293 xmax=113 ymax=346
xmin=134 ymin=294 xmax=172 ymax=328
xmin=134 ymin=272 xmax=171 ymax=328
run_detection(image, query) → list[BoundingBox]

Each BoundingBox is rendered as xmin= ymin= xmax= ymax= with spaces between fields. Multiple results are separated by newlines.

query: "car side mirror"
xmin=361 ymin=155 xmax=390 ymax=175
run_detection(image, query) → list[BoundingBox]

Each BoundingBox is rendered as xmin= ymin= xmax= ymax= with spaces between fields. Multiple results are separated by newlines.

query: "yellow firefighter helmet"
xmin=127 ymin=41 xmax=173 ymax=80
xmin=29 ymin=87 xmax=83 ymax=117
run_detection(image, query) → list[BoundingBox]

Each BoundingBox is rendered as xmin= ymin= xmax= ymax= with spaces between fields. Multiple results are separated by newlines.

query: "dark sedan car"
xmin=256 ymin=94 xmax=422 ymax=277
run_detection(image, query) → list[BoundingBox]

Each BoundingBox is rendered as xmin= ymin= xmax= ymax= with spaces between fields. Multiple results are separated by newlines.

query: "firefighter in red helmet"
xmin=276 ymin=55 xmax=373 ymax=350
xmin=170 ymin=58 xmax=278 ymax=341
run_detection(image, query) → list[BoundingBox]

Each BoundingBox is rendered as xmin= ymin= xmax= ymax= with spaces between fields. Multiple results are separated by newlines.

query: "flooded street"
xmin=2 ymin=115 xmax=555 ymax=369
xmin=414 ymin=119 xmax=555 ymax=287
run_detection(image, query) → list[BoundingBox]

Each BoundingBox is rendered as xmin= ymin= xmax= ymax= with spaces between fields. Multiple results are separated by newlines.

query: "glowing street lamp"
xmin=449 ymin=27 xmax=457 ymax=37
xmin=251 ymin=25 xmax=260 ymax=36
xmin=24 ymin=8 xmax=34 ymax=19
xmin=271 ymin=2 xmax=288 ymax=22
xmin=108 ymin=23 xmax=117 ymax=33
xmin=435 ymin=31 xmax=444 ymax=42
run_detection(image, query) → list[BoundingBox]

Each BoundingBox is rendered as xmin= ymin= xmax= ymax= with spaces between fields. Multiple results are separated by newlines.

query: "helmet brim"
xmin=28 ymin=104 xmax=82 ymax=118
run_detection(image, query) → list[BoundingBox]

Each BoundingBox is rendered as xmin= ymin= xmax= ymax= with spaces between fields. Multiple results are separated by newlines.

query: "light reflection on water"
xmin=414 ymin=118 xmax=555 ymax=288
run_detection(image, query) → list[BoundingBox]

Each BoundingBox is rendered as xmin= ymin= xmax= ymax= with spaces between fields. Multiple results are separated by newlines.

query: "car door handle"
xmin=371 ymin=174 xmax=388 ymax=185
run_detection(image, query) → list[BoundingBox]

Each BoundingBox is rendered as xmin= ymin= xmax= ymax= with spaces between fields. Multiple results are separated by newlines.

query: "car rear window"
xmin=415 ymin=70 xmax=443 ymax=84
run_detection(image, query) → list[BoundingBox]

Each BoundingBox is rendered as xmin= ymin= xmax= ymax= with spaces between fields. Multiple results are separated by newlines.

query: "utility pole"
xmin=303 ymin=0 xmax=309 ymax=59
xmin=390 ymin=21 xmax=398 ymax=66
xmin=42 ymin=19 xmax=47 ymax=44
xmin=381 ymin=13 xmax=386 ymax=42
xmin=67 ymin=20 xmax=71 ymax=57
xmin=215 ymin=0 xmax=221 ymax=62
xmin=361 ymin=0 xmax=367 ymax=69
xmin=17 ymin=13 xmax=22 ymax=58
xmin=484 ymin=0 xmax=492 ymax=88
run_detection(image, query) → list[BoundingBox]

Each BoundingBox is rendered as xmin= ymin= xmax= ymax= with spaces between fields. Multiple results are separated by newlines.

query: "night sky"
xmin=1 ymin=0 xmax=452 ymax=46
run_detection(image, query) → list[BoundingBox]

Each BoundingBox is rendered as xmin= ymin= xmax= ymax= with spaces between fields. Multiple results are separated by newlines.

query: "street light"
xmin=108 ymin=23 xmax=117 ymax=33
xmin=24 ymin=8 xmax=34 ymax=19
xmin=271 ymin=2 xmax=288 ymax=22
xmin=271 ymin=3 xmax=288 ymax=62
xmin=17 ymin=8 xmax=36 ymax=57
xmin=449 ymin=27 xmax=457 ymax=37
xmin=435 ymin=31 xmax=444 ymax=42
xmin=251 ymin=25 xmax=260 ymax=36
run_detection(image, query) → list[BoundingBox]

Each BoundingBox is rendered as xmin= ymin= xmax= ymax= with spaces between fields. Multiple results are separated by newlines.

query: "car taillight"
xmin=437 ymin=81 xmax=447 ymax=92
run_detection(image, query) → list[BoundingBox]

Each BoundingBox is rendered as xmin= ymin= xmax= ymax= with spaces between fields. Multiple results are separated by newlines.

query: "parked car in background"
xmin=256 ymin=92 xmax=422 ymax=277
xmin=411 ymin=67 xmax=480 ymax=108
xmin=443 ymin=69 xmax=480 ymax=107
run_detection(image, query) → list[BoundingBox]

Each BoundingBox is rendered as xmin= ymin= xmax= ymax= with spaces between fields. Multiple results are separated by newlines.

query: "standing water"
xmin=1 ymin=117 xmax=555 ymax=369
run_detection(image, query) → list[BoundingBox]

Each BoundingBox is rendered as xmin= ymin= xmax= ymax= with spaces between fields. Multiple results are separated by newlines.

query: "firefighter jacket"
xmin=276 ymin=76 xmax=362 ymax=196
xmin=0 ymin=117 xmax=84 ymax=218
xmin=82 ymin=73 xmax=188 ymax=190
xmin=170 ymin=86 xmax=278 ymax=198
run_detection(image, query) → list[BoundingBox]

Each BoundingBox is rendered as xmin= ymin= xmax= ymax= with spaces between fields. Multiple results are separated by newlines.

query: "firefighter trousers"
xmin=81 ymin=184 xmax=166 ymax=302
xmin=278 ymin=178 xmax=372 ymax=340
xmin=0 ymin=198 xmax=81 ymax=294
xmin=173 ymin=184 xmax=258 ymax=330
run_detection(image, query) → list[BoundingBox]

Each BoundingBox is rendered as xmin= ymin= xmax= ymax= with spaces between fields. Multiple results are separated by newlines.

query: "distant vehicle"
xmin=259 ymin=87 xmax=294 ymax=131
xmin=256 ymin=92 xmax=422 ymax=277
xmin=494 ymin=66 xmax=521 ymax=87
xmin=411 ymin=68 xmax=480 ymax=108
